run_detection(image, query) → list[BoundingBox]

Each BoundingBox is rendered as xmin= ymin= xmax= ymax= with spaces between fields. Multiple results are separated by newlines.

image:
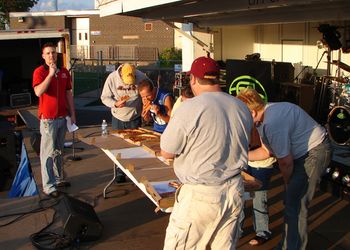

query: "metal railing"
xmin=70 ymin=45 xmax=159 ymax=63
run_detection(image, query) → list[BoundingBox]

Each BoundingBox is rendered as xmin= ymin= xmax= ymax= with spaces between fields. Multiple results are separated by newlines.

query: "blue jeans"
xmin=40 ymin=118 xmax=67 ymax=194
xmin=276 ymin=138 xmax=332 ymax=250
xmin=112 ymin=116 xmax=141 ymax=130
xmin=246 ymin=166 xmax=274 ymax=239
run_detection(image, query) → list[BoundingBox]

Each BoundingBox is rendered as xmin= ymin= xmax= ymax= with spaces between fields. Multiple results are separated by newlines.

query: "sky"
xmin=31 ymin=0 xmax=95 ymax=11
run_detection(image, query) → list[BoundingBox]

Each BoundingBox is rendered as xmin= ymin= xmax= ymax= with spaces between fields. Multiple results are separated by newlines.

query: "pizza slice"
xmin=120 ymin=95 xmax=130 ymax=102
xmin=128 ymin=133 xmax=160 ymax=143
xmin=113 ymin=129 xmax=144 ymax=138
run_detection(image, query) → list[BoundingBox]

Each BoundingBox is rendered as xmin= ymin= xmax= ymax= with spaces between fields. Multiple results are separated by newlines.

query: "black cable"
xmin=0 ymin=196 xmax=75 ymax=249
xmin=0 ymin=197 xmax=59 ymax=227
xmin=29 ymin=209 xmax=74 ymax=250
xmin=29 ymin=193 xmax=103 ymax=250
xmin=29 ymin=196 xmax=78 ymax=250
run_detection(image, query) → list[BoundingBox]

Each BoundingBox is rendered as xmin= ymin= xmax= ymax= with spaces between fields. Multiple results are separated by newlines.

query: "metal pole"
xmin=67 ymin=131 xmax=82 ymax=161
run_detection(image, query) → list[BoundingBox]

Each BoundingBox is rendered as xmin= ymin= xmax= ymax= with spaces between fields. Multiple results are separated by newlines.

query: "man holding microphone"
xmin=32 ymin=42 xmax=76 ymax=198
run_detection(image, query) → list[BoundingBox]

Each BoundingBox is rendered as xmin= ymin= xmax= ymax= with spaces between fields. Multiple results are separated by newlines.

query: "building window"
xmin=144 ymin=23 xmax=153 ymax=32
xmin=79 ymin=33 xmax=82 ymax=41
xmin=85 ymin=32 xmax=88 ymax=40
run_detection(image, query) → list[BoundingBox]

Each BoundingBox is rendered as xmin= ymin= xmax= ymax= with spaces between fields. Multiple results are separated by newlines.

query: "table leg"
xmin=103 ymin=163 xmax=117 ymax=198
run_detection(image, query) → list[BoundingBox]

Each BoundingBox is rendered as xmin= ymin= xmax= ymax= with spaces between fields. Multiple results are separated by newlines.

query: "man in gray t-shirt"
xmin=160 ymin=57 xmax=253 ymax=249
xmin=237 ymin=88 xmax=332 ymax=250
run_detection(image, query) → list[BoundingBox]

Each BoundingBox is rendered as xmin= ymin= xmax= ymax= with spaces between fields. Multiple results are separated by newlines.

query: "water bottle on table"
xmin=101 ymin=119 xmax=108 ymax=137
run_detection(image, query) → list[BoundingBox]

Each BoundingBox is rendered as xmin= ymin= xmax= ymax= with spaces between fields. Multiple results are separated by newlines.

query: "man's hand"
xmin=277 ymin=154 xmax=294 ymax=184
xmin=114 ymin=99 xmax=126 ymax=108
xmin=49 ymin=63 xmax=57 ymax=77
xmin=151 ymin=104 xmax=160 ymax=115
xmin=142 ymin=108 xmax=151 ymax=122
xmin=141 ymin=100 xmax=152 ymax=121
xmin=70 ymin=115 xmax=76 ymax=125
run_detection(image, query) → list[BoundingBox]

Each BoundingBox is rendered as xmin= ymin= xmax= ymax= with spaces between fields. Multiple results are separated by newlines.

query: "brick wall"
xmin=90 ymin=15 xmax=174 ymax=53
xmin=10 ymin=16 xmax=66 ymax=30
xmin=9 ymin=13 xmax=175 ymax=54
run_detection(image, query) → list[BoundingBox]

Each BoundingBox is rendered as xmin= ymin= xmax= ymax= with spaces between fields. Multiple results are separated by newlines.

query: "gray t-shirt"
xmin=160 ymin=92 xmax=253 ymax=185
xmin=257 ymin=102 xmax=326 ymax=159
xmin=100 ymin=65 xmax=147 ymax=122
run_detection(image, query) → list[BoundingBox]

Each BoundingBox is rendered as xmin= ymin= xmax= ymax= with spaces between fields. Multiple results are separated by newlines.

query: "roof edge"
xmin=10 ymin=9 xmax=100 ymax=18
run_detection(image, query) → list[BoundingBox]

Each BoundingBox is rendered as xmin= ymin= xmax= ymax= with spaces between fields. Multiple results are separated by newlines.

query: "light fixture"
xmin=318 ymin=24 xmax=342 ymax=51
xmin=316 ymin=40 xmax=324 ymax=49
xmin=342 ymin=174 xmax=350 ymax=187
xmin=332 ymin=170 xmax=340 ymax=180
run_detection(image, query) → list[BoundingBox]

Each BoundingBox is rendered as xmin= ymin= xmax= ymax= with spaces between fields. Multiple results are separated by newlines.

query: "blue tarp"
xmin=8 ymin=142 xmax=38 ymax=198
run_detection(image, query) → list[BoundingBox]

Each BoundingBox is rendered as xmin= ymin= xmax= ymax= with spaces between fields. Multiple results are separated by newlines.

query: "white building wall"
xmin=214 ymin=21 xmax=350 ymax=78
xmin=219 ymin=25 xmax=256 ymax=60
xmin=174 ymin=23 xmax=214 ymax=71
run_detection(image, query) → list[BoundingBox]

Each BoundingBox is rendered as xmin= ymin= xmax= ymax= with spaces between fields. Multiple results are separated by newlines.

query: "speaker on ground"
xmin=58 ymin=194 xmax=103 ymax=241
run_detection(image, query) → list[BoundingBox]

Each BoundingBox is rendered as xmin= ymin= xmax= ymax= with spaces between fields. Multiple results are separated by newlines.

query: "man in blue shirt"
xmin=139 ymin=79 xmax=173 ymax=133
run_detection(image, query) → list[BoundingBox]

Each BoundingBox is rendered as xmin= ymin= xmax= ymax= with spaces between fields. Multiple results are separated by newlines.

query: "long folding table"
xmin=81 ymin=132 xmax=262 ymax=213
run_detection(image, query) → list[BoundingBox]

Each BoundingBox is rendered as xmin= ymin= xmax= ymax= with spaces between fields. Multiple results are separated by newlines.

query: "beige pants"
xmin=163 ymin=176 xmax=243 ymax=250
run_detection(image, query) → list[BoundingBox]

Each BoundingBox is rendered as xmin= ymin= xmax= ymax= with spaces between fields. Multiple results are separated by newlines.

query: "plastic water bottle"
xmin=101 ymin=119 xmax=108 ymax=137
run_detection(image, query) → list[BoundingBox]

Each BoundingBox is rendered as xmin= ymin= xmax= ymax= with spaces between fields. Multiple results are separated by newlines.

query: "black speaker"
xmin=226 ymin=59 xmax=279 ymax=101
xmin=0 ymin=115 xmax=19 ymax=191
xmin=273 ymin=62 xmax=294 ymax=83
xmin=59 ymin=194 xmax=103 ymax=241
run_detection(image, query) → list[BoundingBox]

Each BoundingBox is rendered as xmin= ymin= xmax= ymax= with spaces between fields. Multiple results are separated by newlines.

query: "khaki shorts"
xmin=163 ymin=176 xmax=243 ymax=250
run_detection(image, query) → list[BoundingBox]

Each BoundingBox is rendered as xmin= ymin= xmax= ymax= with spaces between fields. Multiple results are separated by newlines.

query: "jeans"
xmin=246 ymin=166 xmax=274 ymax=239
xmin=40 ymin=118 xmax=67 ymax=194
xmin=276 ymin=138 xmax=332 ymax=250
xmin=112 ymin=116 xmax=141 ymax=130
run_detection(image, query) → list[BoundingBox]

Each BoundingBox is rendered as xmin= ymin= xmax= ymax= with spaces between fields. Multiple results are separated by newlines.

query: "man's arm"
xmin=100 ymin=74 xmax=121 ymax=108
xmin=248 ymin=143 xmax=271 ymax=161
xmin=66 ymin=90 xmax=76 ymax=124
xmin=34 ymin=64 xmax=56 ymax=97
xmin=277 ymin=154 xmax=294 ymax=184
xmin=153 ymin=96 xmax=174 ymax=123
xmin=161 ymin=149 xmax=175 ymax=160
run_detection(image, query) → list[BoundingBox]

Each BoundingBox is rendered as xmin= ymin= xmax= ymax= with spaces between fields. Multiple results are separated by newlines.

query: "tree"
xmin=159 ymin=47 xmax=182 ymax=68
xmin=0 ymin=0 xmax=38 ymax=29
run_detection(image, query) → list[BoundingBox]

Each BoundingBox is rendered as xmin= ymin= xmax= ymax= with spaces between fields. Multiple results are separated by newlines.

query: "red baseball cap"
xmin=187 ymin=56 xmax=220 ymax=79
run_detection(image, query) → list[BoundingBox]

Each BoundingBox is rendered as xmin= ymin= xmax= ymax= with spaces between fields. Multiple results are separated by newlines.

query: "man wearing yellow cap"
xmin=101 ymin=63 xmax=148 ymax=182
xmin=101 ymin=63 xmax=148 ymax=130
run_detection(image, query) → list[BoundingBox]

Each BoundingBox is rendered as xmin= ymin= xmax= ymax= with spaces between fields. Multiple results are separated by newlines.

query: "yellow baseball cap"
xmin=121 ymin=63 xmax=136 ymax=85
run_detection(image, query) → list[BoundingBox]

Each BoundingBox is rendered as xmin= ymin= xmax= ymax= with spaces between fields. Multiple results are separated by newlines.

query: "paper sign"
xmin=66 ymin=116 xmax=79 ymax=133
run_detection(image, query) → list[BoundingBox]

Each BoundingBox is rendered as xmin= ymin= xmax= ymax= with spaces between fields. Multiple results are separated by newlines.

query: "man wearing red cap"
xmin=160 ymin=56 xmax=253 ymax=249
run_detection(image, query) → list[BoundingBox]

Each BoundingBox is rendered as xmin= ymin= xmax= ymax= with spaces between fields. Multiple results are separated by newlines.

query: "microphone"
xmin=55 ymin=68 xmax=60 ymax=77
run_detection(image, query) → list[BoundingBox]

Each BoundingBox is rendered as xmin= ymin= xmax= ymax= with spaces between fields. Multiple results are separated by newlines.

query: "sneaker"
xmin=248 ymin=235 xmax=270 ymax=246
xmin=56 ymin=181 xmax=71 ymax=188
xmin=45 ymin=191 xmax=60 ymax=198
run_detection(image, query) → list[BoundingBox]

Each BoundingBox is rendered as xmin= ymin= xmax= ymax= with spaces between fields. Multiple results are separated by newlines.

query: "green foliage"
xmin=0 ymin=0 xmax=38 ymax=29
xmin=158 ymin=47 xmax=182 ymax=68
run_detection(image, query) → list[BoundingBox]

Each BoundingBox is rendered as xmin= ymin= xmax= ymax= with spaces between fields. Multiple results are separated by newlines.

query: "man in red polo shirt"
xmin=32 ymin=42 xmax=76 ymax=198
